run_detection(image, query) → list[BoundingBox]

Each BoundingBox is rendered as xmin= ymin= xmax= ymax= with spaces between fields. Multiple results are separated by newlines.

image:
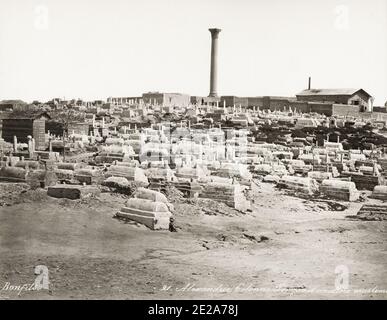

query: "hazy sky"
xmin=0 ymin=0 xmax=386 ymax=104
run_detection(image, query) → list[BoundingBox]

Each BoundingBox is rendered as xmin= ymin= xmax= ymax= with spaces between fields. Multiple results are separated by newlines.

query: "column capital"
xmin=209 ymin=28 xmax=222 ymax=38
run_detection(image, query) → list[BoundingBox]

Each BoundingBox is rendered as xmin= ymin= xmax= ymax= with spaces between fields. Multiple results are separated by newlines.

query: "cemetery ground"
xmin=0 ymin=182 xmax=386 ymax=300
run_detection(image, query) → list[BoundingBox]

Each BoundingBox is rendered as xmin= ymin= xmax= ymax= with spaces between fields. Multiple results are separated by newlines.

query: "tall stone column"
xmin=208 ymin=28 xmax=221 ymax=97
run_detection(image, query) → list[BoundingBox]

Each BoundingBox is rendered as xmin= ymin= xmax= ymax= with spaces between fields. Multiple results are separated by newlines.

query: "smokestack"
xmin=308 ymin=76 xmax=311 ymax=90
xmin=208 ymin=28 xmax=222 ymax=97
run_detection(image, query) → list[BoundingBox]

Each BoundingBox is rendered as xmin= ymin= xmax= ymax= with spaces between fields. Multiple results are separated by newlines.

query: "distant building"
xmin=244 ymin=89 xmax=374 ymax=116
xmin=220 ymin=96 xmax=248 ymax=108
xmin=247 ymin=96 xmax=296 ymax=111
xmin=190 ymin=96 xmax=219 ymax=106
xmin=296 ymin=88 xmax=374 ymax=112
xmin=107 ymin=97 xmax=142 ymax=105
xmin=142 ymin=92 xmax=190 ymax=108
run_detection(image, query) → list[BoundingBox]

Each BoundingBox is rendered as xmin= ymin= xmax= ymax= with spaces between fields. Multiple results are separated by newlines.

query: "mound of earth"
xmin=162 ymin=185 xmax=184 ymax=203
xmin=0 ymin=183 xmax=49 ymax=206
xmin=195 ymin=199 xmax=243 ymax=216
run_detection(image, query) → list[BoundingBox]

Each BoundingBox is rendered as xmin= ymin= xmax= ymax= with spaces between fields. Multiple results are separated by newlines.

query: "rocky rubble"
xmin=162 ymin=185 xmax=185 ymax=203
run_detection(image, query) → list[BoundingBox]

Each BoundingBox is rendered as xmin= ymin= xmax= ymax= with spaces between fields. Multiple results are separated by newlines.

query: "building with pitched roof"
xmin=296 ymin=88 xmax=374 ymax=112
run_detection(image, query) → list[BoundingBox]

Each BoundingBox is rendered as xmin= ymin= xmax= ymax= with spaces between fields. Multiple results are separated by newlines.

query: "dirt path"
xmin=0 ymin=184 xmax=386 ymax=299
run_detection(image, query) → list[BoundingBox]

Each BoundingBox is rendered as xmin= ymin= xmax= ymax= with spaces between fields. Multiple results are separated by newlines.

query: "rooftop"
xmin=297 ymin=88 xmax=371 ymax=97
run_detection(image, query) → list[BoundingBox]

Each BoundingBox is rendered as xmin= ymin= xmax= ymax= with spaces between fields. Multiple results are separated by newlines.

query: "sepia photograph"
xmin=0 ymin=0 xmax=386 ymax=307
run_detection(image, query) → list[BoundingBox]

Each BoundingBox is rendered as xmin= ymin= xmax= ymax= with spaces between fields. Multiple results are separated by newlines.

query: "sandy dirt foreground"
xmin=0 ymin=182 xmax=386 ymax=300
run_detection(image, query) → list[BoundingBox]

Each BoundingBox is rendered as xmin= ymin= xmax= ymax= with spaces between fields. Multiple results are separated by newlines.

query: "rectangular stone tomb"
xmin=320 ymin=179 xmax=359 ymax=202
xmin=47 ymin=184 xmax=100 ymax=200
xmin=116 ymin=198 xmax=172 ymax=230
